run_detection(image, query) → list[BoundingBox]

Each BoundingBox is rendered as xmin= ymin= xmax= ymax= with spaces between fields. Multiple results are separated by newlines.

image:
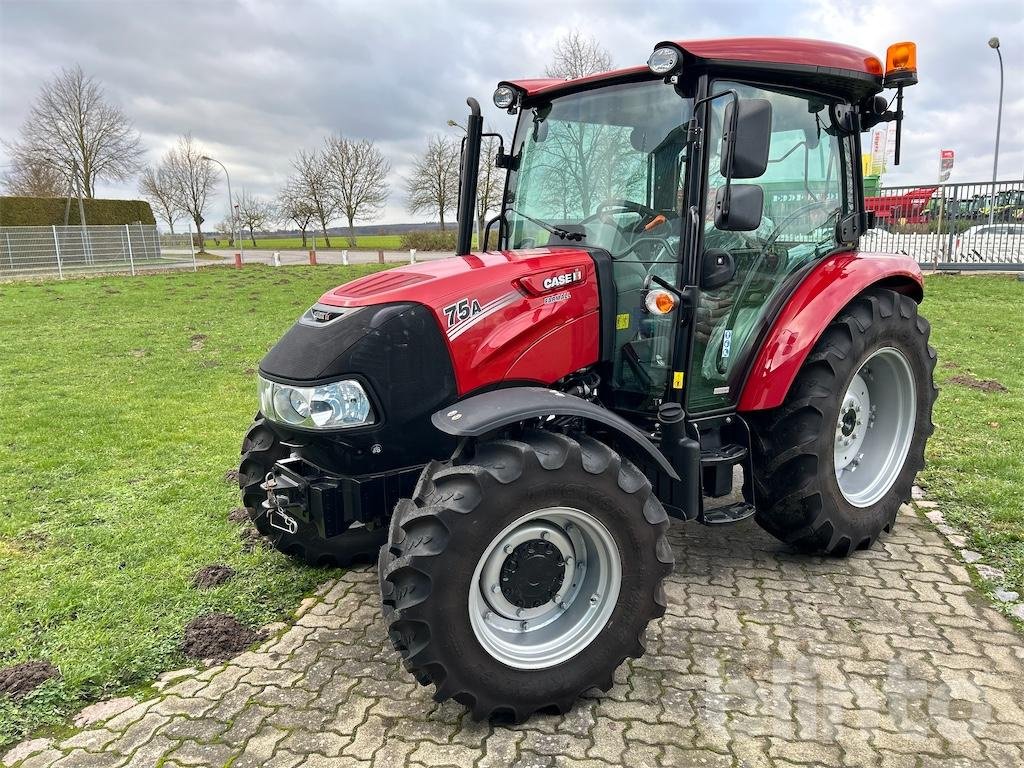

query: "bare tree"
xmin=235 ymin=188 xmax=276 ymax=246
xmin=406 ymin=135 xmax=460 ymax=231
xmin=216 ymin=217 xmax=235 ymax=247
xmin=278 ymin=181 xmax=317 ymax=248
xmin=325 ymin=135 xmax=390 ymax=247
xmin=162 ymin=134 xmax=218 ymax=249
xmin=138 ymin=164 xmax=184 ymax=234
xmin=1 ymin=157 xmax=66 ymax=197
xmin=476 ymin=132 xmax=506 ymax=248
xmin=5 ymin=65 xmax=143 ymax=198
xmin=544 ymin=30 xmax=613 ymax=79
xmin=290 ymin=148 xmax=337 ymax=247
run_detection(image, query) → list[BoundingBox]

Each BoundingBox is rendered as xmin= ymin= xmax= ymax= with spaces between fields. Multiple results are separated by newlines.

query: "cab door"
xmin=686 ymin=80 xmax=855 ymax=414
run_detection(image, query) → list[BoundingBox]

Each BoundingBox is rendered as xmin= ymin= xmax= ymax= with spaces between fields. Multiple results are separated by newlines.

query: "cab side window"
xmin=687 ymin=80 xmax=852 ymax=413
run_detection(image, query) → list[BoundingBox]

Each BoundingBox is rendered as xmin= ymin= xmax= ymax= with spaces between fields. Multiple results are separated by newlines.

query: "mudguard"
xmin=737 ymin=251 xmax=924 ymax=412
xmin=432 ymin=386 xmax=680 ymax=481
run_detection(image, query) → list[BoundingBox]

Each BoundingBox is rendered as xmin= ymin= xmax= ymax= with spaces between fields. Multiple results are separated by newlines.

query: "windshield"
xmin=506 ymin=79 xmax=692 ymax=258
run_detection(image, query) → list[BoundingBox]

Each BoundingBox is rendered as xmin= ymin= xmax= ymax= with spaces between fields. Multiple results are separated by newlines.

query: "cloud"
xmin=1 ymin=0 xmax=1020 ymax=225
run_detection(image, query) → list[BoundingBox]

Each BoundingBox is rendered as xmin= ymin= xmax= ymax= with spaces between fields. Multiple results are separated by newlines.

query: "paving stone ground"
xmin=6 ymin=503 xmax=1024 ymax=768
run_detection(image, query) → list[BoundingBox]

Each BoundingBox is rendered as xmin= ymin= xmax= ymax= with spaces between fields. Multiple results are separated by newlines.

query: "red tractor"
xmin=240 ymin=38 xmax=935 ymax=721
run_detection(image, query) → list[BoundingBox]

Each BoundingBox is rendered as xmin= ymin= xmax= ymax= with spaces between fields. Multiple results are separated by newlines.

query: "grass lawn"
xmin=0 ymin=267 xmax=1019 ymax=744
xmin=0 ymin=264 xmax=388 ymax=745
xmin=918 ymin=274 xmax=1023 ymax=599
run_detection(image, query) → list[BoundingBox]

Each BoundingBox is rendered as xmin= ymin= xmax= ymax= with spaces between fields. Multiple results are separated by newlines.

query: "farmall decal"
xmin=542 ymin=268 xmax=583 ymax=291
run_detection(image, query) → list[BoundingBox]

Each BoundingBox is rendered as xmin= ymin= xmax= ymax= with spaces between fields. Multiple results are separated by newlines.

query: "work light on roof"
xmin=647 ymin=46 xmax=680 ymax=75
xmin=493 ymin=85 xmax=517 ymax=110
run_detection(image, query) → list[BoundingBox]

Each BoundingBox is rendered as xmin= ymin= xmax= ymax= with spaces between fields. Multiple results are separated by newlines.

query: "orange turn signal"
xmin=884 ymin=41 xmax=918 ymax=87
xmin=644 ymin=289 xmax=676 ymax=315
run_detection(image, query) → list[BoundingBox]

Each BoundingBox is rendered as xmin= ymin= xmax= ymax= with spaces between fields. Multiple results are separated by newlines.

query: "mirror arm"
xmin=690 ymin=90 xmax=740 ymax=218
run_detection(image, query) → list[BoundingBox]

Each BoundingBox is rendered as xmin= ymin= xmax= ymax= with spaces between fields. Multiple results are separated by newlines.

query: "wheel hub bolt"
xmin=520 ymin=621 xmax=529 ymax=630
xmin=590 ymin=593 xmax=600 ymax=604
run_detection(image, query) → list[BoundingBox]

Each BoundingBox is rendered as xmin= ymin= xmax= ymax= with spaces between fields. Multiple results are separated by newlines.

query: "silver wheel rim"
xmin=833 ymin=347 xmax=917 ymax=508
xmin=468 ymin=506 xmax=621 ymax=670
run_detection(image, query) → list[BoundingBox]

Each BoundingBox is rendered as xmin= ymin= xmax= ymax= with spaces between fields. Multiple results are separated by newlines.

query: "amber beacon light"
xmin=884 ymin=41 xmax=918 ymax=87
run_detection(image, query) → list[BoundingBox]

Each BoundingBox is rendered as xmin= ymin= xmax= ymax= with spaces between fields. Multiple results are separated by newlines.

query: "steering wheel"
xmin=613 ymin=236 xmax=675 ymax=263
xmin=581 ymin=199 xmax=663 ymax=231
xmin=760 ymin=200 xmax=840 ymax=253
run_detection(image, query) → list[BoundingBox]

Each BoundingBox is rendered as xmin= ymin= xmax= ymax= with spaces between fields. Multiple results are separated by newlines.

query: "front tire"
xmin=749 ymin=288 xmax=937 ymax=555
xmin=379 ymin=430 xmax=673 ymax=721
xmin=238 ymin=415 xmax=386 ymax=567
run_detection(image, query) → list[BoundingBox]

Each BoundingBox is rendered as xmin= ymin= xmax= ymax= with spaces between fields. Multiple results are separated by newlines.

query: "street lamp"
xmin=446 ymin=119 xmax=466 ymax=131
xmin=201 ymin=155 xmax=243 ymax=261
xmin=988 ymin=37 xmax=1004 ymax=225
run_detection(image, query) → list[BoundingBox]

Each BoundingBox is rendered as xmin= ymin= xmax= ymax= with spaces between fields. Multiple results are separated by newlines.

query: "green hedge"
xmin=399 ymin=230 xmax=458 ymax=251
xmin=0 ymin=197 xmax=156 ymax=227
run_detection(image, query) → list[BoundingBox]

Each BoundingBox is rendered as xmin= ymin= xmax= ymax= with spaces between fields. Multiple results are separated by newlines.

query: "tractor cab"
xmin=486 ymin=39 xmax=908 ymax=420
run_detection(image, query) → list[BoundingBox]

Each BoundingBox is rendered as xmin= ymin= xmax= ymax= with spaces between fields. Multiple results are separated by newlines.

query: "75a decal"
xmin=442 ymin=297 xmax=482 ymax=328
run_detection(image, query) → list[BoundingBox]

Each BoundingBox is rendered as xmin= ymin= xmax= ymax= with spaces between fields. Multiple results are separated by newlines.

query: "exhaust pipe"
xmin=456 ymin=97 xmax=484 ymax=256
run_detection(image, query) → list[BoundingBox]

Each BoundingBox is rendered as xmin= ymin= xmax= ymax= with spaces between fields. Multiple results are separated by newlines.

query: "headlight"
xmin=647 ymin=46 xmax=680 ymax=75
xmin=258 ymin=376 xmax=375 ymax=429
xmin=493 ymin=85 xmax=517 ymax=110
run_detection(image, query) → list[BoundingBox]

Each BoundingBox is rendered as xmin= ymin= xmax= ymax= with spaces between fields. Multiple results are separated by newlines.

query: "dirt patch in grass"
xmin=181 ymin=614 xmax=263 ymax=662
xmin=191 ymin=564 xmax=235 ymax=590
xmin=228 ymin=507 xmax=249 ymax=524
xmin=0 ymin=661 xmax=59 ymax=700
xmin=188 ymin=333 xmax=207 ymax=352
xmin=223 ymin=469 xmax=240 ymax=484
xmin=240 ymin=525 xmax=271 ymax=553
xmin=948 ymin=373 xmax=1008 ymax=393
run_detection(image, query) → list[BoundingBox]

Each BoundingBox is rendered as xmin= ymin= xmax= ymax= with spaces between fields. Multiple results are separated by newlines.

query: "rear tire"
xmin=748 ymin=288 xmax=937 ymax=556
xmin=379 ymin=430 xmax=673 ymax=721
xmin=238 ymin=415 xmax=386 ymax=567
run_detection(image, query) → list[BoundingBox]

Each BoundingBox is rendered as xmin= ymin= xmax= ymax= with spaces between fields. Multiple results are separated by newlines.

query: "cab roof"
xmin=502 ymin=37 xmax=884 ymax=100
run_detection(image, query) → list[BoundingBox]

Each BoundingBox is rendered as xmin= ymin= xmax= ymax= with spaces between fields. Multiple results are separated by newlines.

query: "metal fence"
xmin=0 ymin=224 xmax=197 ymax=279
xmin=863 ymin=179 xmax=1024 ymax=270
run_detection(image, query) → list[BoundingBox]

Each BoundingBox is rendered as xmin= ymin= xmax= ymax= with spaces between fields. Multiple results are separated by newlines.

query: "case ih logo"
xmin=542 ymin=269 xmax=583 ymax=290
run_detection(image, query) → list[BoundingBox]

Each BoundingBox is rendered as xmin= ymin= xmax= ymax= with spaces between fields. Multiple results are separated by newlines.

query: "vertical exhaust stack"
xmin=456 ymin=97 xmax=484 ymax=256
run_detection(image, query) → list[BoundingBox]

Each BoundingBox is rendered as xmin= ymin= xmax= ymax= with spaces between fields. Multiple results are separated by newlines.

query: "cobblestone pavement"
xmin=6 ymin=503 xmax=1024 ymax=767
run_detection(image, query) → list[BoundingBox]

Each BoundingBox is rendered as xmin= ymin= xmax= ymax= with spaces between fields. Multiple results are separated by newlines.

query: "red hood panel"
xmin=319 ymin=248 xmax=579 ymax=308
xmin=319 ymin=249 xmax=601 ymax=395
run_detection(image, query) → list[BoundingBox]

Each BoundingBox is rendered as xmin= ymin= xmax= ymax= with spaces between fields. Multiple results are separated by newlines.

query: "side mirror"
xmin=715 ymin=184 xmax=763 ymax=231
xmin=701 ymin=248 xmax=736 ymax=290
xmin=720 ymin=98 xmax=772 ymax=179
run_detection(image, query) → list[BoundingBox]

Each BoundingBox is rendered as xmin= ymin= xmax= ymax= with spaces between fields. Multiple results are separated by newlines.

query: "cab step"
xmin=699 ymin=443 xmax=748 ymax=466
xmin=700 ymin=443 xmax=748 ymax=497
xmin=701 ymin=501 xmax=756 ymax=526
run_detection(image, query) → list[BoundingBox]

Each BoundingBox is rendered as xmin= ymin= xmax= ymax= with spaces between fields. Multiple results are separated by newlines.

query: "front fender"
xmin=737 ymin=252 xmax=924 ymax=412
xmin=432 ymin=386 xmax=680 ymax=481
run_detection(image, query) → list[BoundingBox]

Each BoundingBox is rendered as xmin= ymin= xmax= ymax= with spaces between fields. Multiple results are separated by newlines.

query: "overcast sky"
xmin=1 ymin=0 xmax=1021 ymax=227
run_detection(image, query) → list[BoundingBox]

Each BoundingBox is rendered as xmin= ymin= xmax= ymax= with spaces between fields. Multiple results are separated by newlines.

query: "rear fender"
xmin=432 ymin=386 xmax=680 ymax=481
xmin=737 ymin=252 xmax=924 ymax=412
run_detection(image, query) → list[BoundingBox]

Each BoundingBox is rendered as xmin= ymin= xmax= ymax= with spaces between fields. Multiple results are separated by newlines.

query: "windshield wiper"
xmin=509 ymin=207 xmax=585 ymax=242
